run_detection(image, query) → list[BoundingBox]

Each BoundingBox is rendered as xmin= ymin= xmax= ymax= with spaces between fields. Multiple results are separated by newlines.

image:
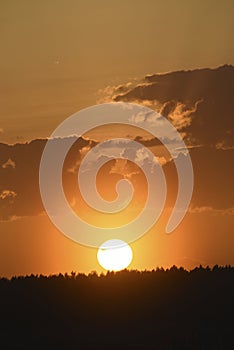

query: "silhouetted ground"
xmin=0 ymin=266 xmax=234 ymax=349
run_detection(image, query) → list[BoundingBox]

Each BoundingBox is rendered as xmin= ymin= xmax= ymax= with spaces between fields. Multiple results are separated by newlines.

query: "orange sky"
xmin=1 ymin=0 xmax=234 ymax=144
xmin=0 ymin=1 xmax=234 ymax=277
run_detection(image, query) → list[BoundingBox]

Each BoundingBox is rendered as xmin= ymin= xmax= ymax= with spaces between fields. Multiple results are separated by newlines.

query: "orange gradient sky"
xmin=0 ymin=0 xmax=234 ymax=277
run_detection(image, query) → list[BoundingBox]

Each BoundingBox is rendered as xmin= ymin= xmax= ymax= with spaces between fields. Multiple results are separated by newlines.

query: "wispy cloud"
xmin=2 ymin=158 xmax=16 ymax=169
xmin=189 ymin=206 xmax=234 ymax=216
xmin=0 ymin=190 xmax=17 ymax=200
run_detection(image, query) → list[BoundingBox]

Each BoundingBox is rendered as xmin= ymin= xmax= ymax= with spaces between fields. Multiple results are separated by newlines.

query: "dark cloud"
xmin=112 ymin=65 xmax=234 ymax=147
xmin=0 ymin=137 xmax=96 ymax=220
xmin=1 ymin=65 xmax=234 ymax=220
xmin=0 ymin=137 xmax=233 ymax=220
xmin=164 ymin=147 xmax=234 ymax=210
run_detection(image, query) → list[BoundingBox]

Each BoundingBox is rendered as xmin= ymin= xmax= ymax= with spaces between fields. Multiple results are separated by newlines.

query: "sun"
xmin=97 ymin=239 xmax=133 ymax=271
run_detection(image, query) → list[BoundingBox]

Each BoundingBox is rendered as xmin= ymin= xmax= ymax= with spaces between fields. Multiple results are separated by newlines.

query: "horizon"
xmin=2 ymin=263 xmax=234 ymax=280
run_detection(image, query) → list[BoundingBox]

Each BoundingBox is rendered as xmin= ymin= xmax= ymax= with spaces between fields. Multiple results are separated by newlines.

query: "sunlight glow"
xmin=97 ymin=239 xmax=133 ymax=271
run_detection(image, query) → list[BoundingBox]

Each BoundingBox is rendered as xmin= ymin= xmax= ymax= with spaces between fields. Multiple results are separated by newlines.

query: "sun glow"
xmin=97 ymin=239 xmax=133 ymax=271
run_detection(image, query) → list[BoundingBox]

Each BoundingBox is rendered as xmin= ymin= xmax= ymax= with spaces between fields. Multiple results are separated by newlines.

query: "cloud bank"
xmin=99 ymin=65 xmax=234 ymax=148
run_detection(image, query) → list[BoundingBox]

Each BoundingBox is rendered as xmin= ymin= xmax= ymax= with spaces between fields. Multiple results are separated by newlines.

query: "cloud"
xmin=166 ymin=100 xmax=202 ymax=131
xmin=0 ymin=189 xmax=17 ymax=221
xmin=1 ymin=66 xmax=234 ymax=220
xmin=189 ymin=206 xmax=234 ymax=216
xmin=96 ymin=82 xmax=134 ymax=103
xmin=0 ymin=190 xmax=17 ymax=200
xmin=0 ymin=136 xmax=233 ymax=221
xmin=99 ymin=65 xmax=234 ymax=148
xmin=109 ymin=159 xmax=140 ymax=180
xmin=164 ymin=147 xmax=234 ymax=210
xmin=2 ymin=158 xmax=16 ymax=169
xmin=67 ymin=145 xmax=92 ymax=174
xmin=0 ymin=137 xmax=96 ymax=221
xmin=215 ymin=139 xmax=234 ymax=150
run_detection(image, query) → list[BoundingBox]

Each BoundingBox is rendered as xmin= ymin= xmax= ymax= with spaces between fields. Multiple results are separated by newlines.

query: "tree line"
xmin=0 ymin=265 xmax=233 ymax=349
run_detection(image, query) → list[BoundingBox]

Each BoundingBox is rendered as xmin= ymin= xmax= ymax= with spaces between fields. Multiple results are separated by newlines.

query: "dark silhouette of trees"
xmin=0 ymin=266 xmax=233 ymax=349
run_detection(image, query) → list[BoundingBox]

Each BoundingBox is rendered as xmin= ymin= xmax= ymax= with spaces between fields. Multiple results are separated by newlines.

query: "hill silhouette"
xmin=0 ymin=266 xmax=233 ymax=349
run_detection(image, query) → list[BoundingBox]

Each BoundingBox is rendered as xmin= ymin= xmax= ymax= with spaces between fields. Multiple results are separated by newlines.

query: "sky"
xmin=0 ymin=0 xmax=234 ymax=277
xmin=1 ymin=0 xmax=234 ymax=143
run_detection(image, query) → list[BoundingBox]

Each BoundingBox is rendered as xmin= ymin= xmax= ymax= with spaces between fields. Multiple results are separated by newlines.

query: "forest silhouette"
xmin=0 ymin=266 xmax=233 ymax=349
